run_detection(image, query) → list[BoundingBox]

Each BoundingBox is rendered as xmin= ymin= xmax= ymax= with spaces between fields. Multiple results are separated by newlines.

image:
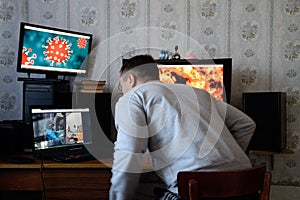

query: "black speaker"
xmin=0 ymin=121 xmax=23 ymax=157
xmin=242 ymin=92 xmax=286 ymax=152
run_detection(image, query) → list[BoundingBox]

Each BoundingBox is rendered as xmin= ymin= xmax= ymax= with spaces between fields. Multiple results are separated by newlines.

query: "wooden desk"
xmin=0 ymin=158 xmax=112 ymax=200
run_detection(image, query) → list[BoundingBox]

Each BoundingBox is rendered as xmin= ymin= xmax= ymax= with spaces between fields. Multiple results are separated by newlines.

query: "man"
xmin=110 ymin=55 xmax=255 ymax=200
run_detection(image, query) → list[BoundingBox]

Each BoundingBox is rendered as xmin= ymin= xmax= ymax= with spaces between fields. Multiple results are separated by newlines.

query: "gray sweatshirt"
xmin=110 ymin=81 xmax=255 ymax=200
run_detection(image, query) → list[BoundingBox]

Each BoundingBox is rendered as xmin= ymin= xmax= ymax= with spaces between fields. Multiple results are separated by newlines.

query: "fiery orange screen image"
xmin=158 ymin=65 xmax=224 ymax=101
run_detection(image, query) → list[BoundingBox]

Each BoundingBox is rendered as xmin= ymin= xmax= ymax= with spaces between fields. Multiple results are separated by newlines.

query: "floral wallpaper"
xmin=0 ymin=0 xmax=299 ymax=187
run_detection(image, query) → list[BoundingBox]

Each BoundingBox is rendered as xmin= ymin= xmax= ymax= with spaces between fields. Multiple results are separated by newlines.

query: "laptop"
xmin=30 ymin=105 xmax=94 ymax=162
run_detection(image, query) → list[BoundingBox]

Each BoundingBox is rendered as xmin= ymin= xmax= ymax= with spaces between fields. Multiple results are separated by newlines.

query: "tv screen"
xmin=17 ymin=22 xmax=93 ymax=79
xmin=156 ymin=58 xmax=232 ymax=103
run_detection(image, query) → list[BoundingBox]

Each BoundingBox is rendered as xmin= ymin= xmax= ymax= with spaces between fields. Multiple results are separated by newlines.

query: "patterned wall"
xmin=0 ymin=0 xmax=299 ymax=186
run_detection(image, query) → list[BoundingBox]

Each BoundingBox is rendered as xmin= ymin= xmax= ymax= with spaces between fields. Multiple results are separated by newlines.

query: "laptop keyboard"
xmin=35 ymin=146 xmax=95 ymax=162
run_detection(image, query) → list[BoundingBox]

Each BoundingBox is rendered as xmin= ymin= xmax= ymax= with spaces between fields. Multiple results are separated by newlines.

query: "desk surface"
xmin=0 ymin=158 xmax=113 ymax=169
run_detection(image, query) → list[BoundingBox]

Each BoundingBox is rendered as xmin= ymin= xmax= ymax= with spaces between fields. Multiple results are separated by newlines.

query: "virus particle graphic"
xmin=22 ymin=47 xmax=37 ymax=65
xmin=42 ymin=36 xmax=73 ymax=66
xmin=77 ymin=38 xmax=87 ymax=48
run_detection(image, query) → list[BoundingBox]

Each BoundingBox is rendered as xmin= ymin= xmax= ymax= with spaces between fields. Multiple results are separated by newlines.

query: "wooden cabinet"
xmin=43 ymin=168 xmax=111 ymax=200
xmin=0 ymin=159 xmax=112 ymax=200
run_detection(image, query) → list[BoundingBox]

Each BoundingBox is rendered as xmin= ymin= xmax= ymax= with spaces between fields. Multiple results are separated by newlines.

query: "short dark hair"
xmin=120 ymin=55 xmax=160 ymax=81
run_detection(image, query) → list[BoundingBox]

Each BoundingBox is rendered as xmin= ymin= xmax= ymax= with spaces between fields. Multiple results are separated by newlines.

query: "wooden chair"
xmin=177 ymin=163 xmax=271 ymax=200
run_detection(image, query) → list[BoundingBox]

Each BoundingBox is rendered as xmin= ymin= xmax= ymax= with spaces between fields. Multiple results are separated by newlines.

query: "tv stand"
xmin=45 ymin=73 xmax=59 ymax=80
xmin=17 ymin=77 xmax=69 ymax=83
xmin=21 ymin=71 xmax=59 ymax=81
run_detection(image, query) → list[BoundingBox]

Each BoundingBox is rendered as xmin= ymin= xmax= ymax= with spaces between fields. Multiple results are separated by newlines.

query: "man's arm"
xmin=109 ymin=134 xmax=145 ymax=199
xmin=215 ymin=100 xmax=256 ymax=151
xmin=109 ymin=95 xmax=149 ymax=200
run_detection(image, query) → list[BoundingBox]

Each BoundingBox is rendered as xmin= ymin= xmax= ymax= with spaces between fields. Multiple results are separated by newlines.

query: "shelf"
xmin=249 ymin=149 xmax=294 ymax=155
xmin=249 ymin=149 xmax=294 ymax=170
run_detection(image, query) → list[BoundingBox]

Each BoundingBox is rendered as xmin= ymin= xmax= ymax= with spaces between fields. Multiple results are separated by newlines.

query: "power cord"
xmin=39 ymin=159 xmax=47 ymax=200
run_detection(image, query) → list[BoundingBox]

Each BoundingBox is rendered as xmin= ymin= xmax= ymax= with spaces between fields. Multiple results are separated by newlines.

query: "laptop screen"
xmin=30 ymin=106 xmax=92 ymax=151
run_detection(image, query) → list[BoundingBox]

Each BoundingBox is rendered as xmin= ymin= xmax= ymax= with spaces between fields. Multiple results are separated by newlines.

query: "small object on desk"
xmin=172 ymin=45 xmax=181 ymax=60
xmin=53 ymin=153 xmax=95 ymax=163
xmin=159 ymin=50 xmax=170 ymax=60
xmin=3 ymin=156 xmax=35 ymax=164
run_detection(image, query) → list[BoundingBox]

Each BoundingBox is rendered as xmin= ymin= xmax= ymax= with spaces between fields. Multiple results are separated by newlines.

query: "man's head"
xmin=119 ymin=54 xmax=159 ymax=94
xmin=56 ymin=117 xmax=65 ymax=131
xmin=47 ymin=120 xmax=54 ymax=129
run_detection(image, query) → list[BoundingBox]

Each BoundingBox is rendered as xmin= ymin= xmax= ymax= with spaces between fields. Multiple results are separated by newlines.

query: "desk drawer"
xmin=0 ymin=168 xmax=42 ymax=190
xmin=42 ymin=168 xmax=111 ymax=200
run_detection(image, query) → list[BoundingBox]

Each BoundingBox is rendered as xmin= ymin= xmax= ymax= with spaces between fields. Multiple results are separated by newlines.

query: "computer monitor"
xmin=156 ymin=58 xmax=232 ymax=103
xmin=17 ymin=22 xmax=93 ymax=80
xmin=30 ymin=106 xmax=92 ymax=160
xmin=122 ymin=58 xmax=232 ymax=102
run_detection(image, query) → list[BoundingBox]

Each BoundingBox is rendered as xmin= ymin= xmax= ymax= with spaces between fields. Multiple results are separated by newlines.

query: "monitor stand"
xmin=17 ymin=73 xmax=68 ymax=83
xmin=45 ymin=73 xmax=59 ymax=80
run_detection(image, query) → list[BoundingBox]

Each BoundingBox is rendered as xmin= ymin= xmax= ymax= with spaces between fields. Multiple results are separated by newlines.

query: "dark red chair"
xmin=177 ymin=163 xmax=271 ymax=200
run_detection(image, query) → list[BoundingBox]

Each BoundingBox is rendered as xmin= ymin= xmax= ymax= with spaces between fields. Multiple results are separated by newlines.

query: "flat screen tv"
xmin=156 ymin=58 xmax=232 ymax=103
xmin=17 ymin=22 xmax=93 ymax=80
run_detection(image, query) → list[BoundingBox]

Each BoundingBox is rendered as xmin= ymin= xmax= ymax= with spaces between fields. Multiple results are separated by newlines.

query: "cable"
xmin=39 ymin=159 xmax=47 ymax=200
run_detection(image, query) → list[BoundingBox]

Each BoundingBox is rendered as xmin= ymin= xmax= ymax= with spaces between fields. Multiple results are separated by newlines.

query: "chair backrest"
xmin=177 ymin=163 xmax=271 ymax=200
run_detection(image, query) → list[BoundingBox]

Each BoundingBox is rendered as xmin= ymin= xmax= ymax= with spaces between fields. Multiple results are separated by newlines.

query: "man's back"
xmin=115 ymin=81 xmax=255 ymax=193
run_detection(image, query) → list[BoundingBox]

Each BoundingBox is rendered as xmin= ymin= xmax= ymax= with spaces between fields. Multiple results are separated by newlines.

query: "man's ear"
xmin=128 ymin=74 xmax=136 ymax=87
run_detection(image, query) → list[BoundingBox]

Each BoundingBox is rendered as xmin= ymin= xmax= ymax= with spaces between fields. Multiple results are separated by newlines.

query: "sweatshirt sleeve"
xmin=215 ymin=100 xmax=256 ymax=151
xmin=109 ymin=94 xmax=149 ymax=200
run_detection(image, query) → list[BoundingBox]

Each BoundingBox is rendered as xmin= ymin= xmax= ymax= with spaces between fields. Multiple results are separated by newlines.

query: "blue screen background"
xmin=23 ymin=29 xmax=91 ymax=70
